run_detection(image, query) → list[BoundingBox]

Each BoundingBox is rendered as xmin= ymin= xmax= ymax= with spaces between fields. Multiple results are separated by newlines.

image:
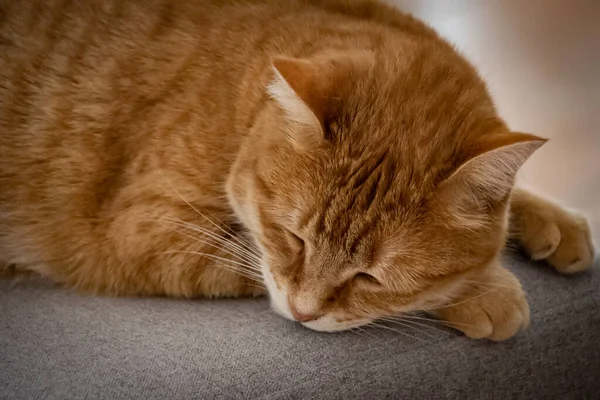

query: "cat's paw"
xmin=513 ymin=195 xmax=595 ymax=274
xmin=435 ymin=266 xmax=529 ymax=341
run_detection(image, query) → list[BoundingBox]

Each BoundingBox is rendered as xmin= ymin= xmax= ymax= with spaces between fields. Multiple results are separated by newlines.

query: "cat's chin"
xmin=269 ymin=297 xmax=295 ymax=321
xmin=300 ymin=315 xmax=374 ymax=332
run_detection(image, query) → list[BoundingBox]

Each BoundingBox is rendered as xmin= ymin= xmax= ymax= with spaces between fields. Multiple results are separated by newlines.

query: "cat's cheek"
xmin=262 ymin=263 xmax=294 ymax=320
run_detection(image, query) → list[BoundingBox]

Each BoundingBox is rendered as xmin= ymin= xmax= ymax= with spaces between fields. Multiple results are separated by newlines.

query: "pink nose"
xmin=290 ymin=306 xmax=320 ymax=322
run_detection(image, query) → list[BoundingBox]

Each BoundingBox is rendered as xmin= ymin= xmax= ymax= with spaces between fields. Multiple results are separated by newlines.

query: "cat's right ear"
xmin=437 ymin=131 xmax=546 ymax=226
xmin=268 ymin=57 xmax=327 ymax=150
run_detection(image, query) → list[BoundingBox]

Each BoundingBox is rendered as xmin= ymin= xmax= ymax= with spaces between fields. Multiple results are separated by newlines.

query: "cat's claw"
xmin=435 ymin=266 xmax=530 ymax=341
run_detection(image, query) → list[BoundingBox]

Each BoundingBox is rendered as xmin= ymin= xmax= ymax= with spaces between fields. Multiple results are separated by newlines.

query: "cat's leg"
xmin=434 ymin=262 xmax=529 ymax=341
xmin=103 ymin=204 xmax=267 ymax=298
xmin=0 ymin=261 xmax=19 ymax=278
xmin=31 ymin=201 xmax=266 ymax=298
xmin=509 ymin=188 xmax=595 ymax=274
xmin=0 ymin=263 xmax=36 ymax=279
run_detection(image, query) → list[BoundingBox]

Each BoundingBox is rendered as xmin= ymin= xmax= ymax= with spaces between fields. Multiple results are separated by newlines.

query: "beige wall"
xmin=389 ymin=0 xmax=600 ymax=243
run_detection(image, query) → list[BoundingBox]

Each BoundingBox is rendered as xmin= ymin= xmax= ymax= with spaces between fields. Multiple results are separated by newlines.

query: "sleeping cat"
xmin=0 ymin=0 xmax=595 ymax=341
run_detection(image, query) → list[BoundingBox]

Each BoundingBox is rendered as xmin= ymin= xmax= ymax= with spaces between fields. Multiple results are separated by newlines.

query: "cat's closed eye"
xmin=285 ymin=230 xmax=305 ymax=255
xmin=353 ymin=272 xmax=381 ymax=286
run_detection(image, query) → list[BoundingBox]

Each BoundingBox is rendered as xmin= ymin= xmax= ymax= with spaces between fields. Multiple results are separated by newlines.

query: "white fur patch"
xmin=302 ymin=315 xmax=374 ymax=332
xmin=267 ymin=68 xmax=318 ymax=128
xmin=267 ymin=67 xmax=323 ymax=151
xmin=261 ymin=260 xmax=294 ymax=320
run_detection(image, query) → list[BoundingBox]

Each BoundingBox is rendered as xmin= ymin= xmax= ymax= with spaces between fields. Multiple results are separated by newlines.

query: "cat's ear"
xmin=268 ymin=57 xmax=328 ymax=149
xmin=440 ymin=132 xmax=546 ymax=210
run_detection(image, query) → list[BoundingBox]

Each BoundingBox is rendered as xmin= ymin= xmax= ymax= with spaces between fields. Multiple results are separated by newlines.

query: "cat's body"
xmin=0 ymin=0 xmax=594 ymax=339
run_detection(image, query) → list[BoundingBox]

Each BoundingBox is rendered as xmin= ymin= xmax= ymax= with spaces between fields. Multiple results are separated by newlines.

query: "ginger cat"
xmin=0 ymin=0 xmax=595 ymax=341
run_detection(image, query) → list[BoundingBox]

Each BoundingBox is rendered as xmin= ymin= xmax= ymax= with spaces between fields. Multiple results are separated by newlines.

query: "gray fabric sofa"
xmin=2 ymin=254 xmax=599 ymax=399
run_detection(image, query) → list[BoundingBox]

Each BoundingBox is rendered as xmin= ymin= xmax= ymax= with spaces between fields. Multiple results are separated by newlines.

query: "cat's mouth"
xmin=261 ymin=265 xmax=374 ymax=332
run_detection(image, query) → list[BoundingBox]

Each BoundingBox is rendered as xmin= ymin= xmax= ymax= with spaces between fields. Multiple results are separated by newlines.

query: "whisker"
xmin=151 ymin=218 xmax=263 ymax=270
xmin=160 ymin=250 xmax=264 ymax=279
xmin=420 ymin=288 xmax=496 ymax=311
xmin=215 ymin=266 xmax=264 ymax=282
xmin=157 ymin=169 xmax=263 ymax=259
xmin=379 ymin=317 xmax=439 ymax=337
xmin=350 ymin=328 xmax=367 ymax=338
xmin=214 ymin=265 xmax=264 ymax=282
xmin=243 ymin=281 xmax=267 ymax=290
xmin=161 ymin=217 xmax=262 ymax=266
xmin=204 ymin=208 xmax=263 ymax=257
xmin=196 ymin=260 xmax=265 ymax=284
xmin=160 ymin=225 xmax=264 ymax=273
xmin=170 ymin=225 xmax=258 ymax=265
xmin=184 ymin=233 xmax=263 ymax=272
xmin=355 ymin=326 xmax=380 ymax=340
xmin=402 ymin=313 xmax=476 ymax=329
xmin=463 ymin=279 xmax=520 ymax=291
xmin=367 ymin=322 xmax=428 ymax=343
xmin=167 ymin=216 xmax=262 ymax=262
xmin=155 ymin=215 xmax=257 ymax=255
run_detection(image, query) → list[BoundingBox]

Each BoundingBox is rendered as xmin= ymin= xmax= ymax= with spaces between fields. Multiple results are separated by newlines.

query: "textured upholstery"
xmin=1 ymin=255 xmax=599 ymax=399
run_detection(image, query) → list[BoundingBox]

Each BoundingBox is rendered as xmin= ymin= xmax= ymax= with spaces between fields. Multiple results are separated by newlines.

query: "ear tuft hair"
xmin=439 ymin=132 xmax=546 ymax=225
xmin=267 ymin=57 xmax=325 ymax=150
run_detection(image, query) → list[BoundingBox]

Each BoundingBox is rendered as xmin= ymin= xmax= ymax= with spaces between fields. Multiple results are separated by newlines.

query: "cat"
xmin=0 ymin=0 xmax=595 ymax=341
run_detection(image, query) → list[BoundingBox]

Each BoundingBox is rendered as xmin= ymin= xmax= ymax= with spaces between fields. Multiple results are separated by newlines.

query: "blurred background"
xmin=389 ymin=0 xmax=600 ymax=244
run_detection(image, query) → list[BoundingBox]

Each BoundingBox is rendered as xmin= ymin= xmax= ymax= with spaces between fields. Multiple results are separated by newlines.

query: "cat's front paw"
xmin=435 ymin=266 xmax=529 ymax=341
xmin=512 ymin=192 xmax=595 ymax=274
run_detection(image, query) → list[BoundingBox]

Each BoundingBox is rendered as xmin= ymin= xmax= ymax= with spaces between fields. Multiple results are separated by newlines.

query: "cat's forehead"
xmin=302 ymin=160 xmax=423 ymax=255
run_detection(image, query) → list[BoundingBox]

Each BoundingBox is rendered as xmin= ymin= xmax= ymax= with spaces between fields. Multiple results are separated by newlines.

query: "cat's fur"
xmin=0 ymin=0 xmax=595 ymax=339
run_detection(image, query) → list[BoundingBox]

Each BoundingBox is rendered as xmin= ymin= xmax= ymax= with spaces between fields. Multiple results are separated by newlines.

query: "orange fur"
xmin=0 ymin=0 xmax=594 ymax=339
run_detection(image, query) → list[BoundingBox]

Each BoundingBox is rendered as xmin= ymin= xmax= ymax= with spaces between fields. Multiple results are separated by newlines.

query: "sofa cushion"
xmin=1 ymin=254 xmax=599 ymax=399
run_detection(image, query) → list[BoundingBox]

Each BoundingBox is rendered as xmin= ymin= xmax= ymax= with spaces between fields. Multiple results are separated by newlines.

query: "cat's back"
xmin=0 ymin=0 xmax=257 ymax=151
xmin=0 ymin=0 xmax=434 ymax=193
xmin=0 ymin=0 xmax=281 ymax=214
xmin=0 ymin=0 xmax=439 ymax=265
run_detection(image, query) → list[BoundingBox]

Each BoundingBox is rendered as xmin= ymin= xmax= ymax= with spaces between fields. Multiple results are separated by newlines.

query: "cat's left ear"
xmin=439 ymin=132 xmax=547 ymax=208
xmin=268 ymin=57 xmax=330 ymax=149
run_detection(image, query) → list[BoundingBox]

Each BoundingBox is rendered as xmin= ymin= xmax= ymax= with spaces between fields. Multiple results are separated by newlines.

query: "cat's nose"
xmin=290 ymin=305 xmax=320 ymax=322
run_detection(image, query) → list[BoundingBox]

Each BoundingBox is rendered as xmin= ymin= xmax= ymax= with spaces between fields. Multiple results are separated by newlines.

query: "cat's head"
xmin=226 ymin=49 xmax=544 ymax=331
